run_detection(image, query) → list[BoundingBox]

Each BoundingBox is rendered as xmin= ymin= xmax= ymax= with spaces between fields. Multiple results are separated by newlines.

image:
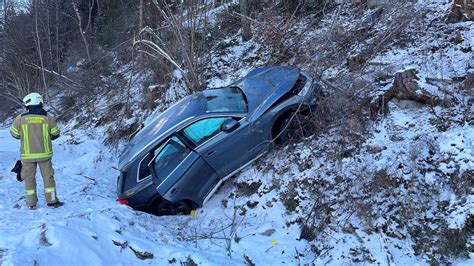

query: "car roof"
xmin=119 ymin=93 xmax=207 ymax=169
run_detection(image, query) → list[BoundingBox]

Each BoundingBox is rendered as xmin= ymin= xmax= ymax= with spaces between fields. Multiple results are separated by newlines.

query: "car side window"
xmin=182 ymin=117 xmax=226 ymax=145
xmin=153 ymin=136 xmax=190 ymax=181
xmin=137 ymin=152 xmax=152 ymax=181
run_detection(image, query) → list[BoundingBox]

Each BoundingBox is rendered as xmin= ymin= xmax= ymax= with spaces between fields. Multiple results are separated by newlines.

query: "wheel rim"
xmin=156 ymin=201 xmax=172 ymax=216
xmin=281 ymin=114 xmax=310 ymax=142
xmin=154 ymin=200 xmax=190 ymax=216
xmin=173 ymin=202 xmax=190 ymax=215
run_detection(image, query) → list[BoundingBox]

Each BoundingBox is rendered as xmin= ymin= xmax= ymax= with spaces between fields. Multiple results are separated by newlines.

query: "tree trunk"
xmin=34 ymin=0 xmax=49 ymax=98
xmin=240 ymin=0 xmax=252 ymax=41
xmin=55 ymin=0 xmax=60 ymax=73
xmin=139 ymin=0 xmax=144 ymax=30
xmin=2 ymin=0 xmax=7 ymax=100
xmin=46 ymin=0 xmax=54 ymax=73
xmin=71 ymin=0 xmax=91 ymax=61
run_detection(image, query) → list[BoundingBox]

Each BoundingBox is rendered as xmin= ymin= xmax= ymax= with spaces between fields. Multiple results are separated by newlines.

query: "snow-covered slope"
xmin=1 ymin=103 xmax=471 ymax=265
xmin=0 ymin=128 xmax=214 ymax=264
xmin=0 ymin=126 xmax=310 ymax=265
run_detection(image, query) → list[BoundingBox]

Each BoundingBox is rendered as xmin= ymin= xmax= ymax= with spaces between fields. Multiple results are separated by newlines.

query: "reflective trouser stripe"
xmin=25 ymin=189 xmax=36 ymax=195
xmin=22 ymin=125 xmax=30 ymax=154
xmin=51 ymin=126 xmax=59 ymax=135
xmin=11 ymin=127 xmax=19 ymax=136
xmin=45 ymin=187 xmax=56 ymax=202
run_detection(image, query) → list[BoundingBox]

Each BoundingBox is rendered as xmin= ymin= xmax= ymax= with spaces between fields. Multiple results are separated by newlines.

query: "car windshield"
xmin=203 ymin=87 xmax=247 ymax=113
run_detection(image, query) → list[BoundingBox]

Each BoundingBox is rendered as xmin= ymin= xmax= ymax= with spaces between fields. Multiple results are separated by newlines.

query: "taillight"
xmin=116 ymin=198 xmax=129 ymax=205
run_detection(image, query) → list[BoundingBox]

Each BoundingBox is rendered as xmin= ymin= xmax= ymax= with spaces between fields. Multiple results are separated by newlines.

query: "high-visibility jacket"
xmin=10 ymin=113 xmax=60 ymax=162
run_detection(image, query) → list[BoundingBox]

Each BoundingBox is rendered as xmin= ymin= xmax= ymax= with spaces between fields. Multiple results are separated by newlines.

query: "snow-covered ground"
xmin=0 ymin=126 xmax=310 ymax=265
xmin=1 ymin=98 xmax=472 ymax=265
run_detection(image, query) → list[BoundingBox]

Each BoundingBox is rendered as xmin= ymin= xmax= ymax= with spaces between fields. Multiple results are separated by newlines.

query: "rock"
xmin=129 ymin=246 xmax=154 ymax=260
xmin=246 ymin=200 xmax=259 ymax=209
xmin=260 ymin=228 xmax=276 ymax=236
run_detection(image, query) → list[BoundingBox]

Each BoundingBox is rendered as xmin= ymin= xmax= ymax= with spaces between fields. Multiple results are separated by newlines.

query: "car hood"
xmin=233 ymin=66 xmax=300 ymax=121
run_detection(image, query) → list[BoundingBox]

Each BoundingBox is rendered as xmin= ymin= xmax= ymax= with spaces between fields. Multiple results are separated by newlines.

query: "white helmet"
xmin=23 ymin=92 xmax=44 ymax=106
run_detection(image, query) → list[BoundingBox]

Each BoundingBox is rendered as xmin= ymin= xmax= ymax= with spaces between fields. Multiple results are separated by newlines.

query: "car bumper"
xmin=117 ymin=172 xmax=158 ymax=211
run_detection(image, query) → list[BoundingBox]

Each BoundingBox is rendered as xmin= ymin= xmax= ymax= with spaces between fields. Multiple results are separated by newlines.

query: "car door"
xmin=150 ymin=135 xmax=219 ymax=205
xmin=180 ymin=116 xmax=263 ymax=179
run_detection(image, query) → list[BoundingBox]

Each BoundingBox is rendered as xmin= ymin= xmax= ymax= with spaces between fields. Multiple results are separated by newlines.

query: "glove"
xmin=11 ymin=160 xmax=23 ymax=182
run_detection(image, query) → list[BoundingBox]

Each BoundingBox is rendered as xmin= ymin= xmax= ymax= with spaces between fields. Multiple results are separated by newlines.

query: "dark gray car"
xmin=116 ymin=66 xmax=321 ymax=215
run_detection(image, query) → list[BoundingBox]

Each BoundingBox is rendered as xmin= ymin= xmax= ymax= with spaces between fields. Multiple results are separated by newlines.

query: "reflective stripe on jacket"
xmin=10 ymin=114 xmax=60 ymax=162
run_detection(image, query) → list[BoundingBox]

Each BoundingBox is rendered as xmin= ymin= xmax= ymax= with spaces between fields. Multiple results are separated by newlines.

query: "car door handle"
xmin=206 ymin=150 xmax=216 ymax=157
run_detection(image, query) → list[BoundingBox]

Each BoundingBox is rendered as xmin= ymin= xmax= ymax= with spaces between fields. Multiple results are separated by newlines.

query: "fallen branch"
xmin=321 ymin=79 xmax=345 ymax=92
xmin=425 ymin=77 xmax=455 ymax=84
xmin=23 ymin=63 xmax=81 ymax=88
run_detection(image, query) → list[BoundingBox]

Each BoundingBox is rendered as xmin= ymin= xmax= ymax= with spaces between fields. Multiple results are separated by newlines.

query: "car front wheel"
xmin=151 ymin=199 xmax=191 ymax=216
xmin=275 ymin=112 xmax=314 ymax=144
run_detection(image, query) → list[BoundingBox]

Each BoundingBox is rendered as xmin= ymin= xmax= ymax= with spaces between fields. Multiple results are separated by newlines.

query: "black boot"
xmin=47 ymin=201 xmax=64 ymax=208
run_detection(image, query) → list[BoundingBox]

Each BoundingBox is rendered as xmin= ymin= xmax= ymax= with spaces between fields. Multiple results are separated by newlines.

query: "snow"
xmin=0 ymin=127 xmax=310 ymax=265
xmin=206 ymin=37 xmax=262 ymax=88
xmin=4 ymin=97 xmax=470 ymax=264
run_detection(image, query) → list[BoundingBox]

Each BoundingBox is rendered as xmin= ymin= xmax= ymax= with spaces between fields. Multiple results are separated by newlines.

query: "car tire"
xmin=275 ymin=111 xmax=314 ymax=145
xmin=151 ymin=199 xmax=191 ymax=216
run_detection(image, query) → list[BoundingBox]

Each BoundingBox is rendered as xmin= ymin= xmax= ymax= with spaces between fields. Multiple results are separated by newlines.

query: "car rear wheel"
xmin=275 ymin=111 xmax=314 ymax=145
xmin=151 ymin=199 xmax=191 ymax=216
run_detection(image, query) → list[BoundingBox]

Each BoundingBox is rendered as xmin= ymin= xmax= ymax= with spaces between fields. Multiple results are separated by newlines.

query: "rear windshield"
xmin=203 ymin=87 xmax=247 ymax=113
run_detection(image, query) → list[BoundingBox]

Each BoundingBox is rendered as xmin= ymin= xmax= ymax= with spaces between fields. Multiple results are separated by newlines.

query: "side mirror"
xmin=221 ymin=118 xmax=240 ymax=132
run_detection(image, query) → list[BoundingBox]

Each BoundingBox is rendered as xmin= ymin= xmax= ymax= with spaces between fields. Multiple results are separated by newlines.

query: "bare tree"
xmin=240 ymin=0 xmax=252 ymax=41
xmin=134 ymin=0 xmax=212 ymax=91
xmin=33 ymin=0 xmax=49 ymax=99
xmin=71 ymin=0 xmax=91 ymax=61
xmin=139 ymin=0 xmax=144 ymax=30
xmin=54 ymin=0 xmax=60 ymax=72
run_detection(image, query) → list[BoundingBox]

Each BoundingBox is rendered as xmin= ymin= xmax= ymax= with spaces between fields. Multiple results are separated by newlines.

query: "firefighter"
xmin=10 ymin=92 xmax=63 ymax=209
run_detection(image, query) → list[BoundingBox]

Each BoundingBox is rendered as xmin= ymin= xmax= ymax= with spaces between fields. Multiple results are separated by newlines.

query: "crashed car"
xmin=117 ymin=66 xmax=321 ymax=215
